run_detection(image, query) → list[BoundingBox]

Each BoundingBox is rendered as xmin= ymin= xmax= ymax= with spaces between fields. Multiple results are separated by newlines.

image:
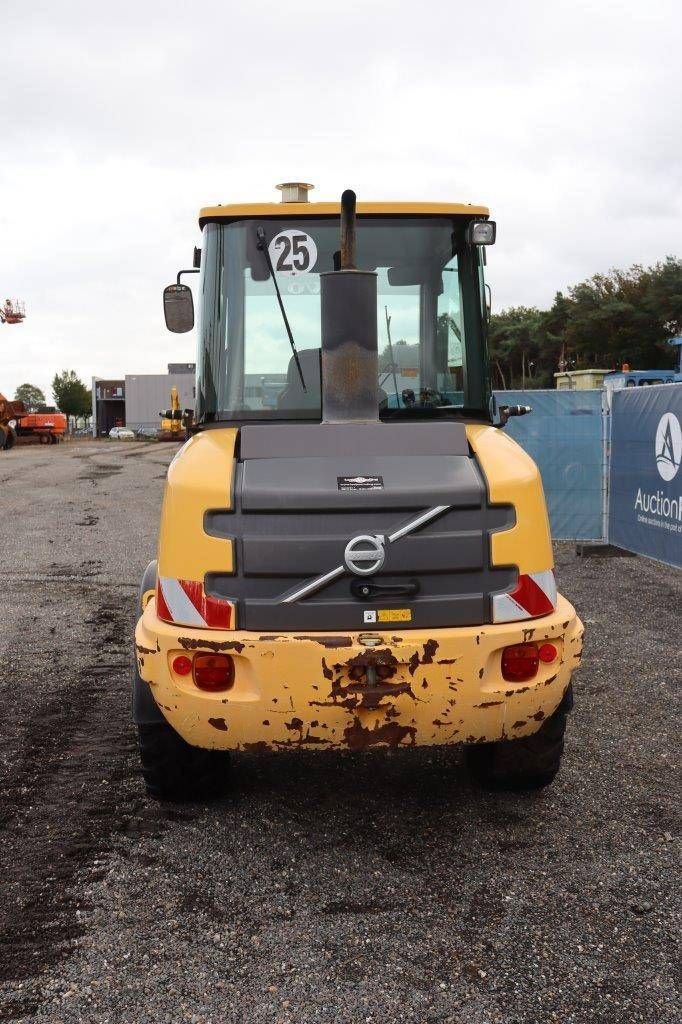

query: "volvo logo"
xmin=344 ymin=534 xmax=386 ymax=576
xmin=281 ymin=506 xmax=450 ymax=605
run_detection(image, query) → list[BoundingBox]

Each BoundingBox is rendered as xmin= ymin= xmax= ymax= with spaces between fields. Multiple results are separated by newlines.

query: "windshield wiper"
xmin=382 ymin=305 xmax=401 ymax=409
xmin=256 ymin=226 xmax=306 ymax=392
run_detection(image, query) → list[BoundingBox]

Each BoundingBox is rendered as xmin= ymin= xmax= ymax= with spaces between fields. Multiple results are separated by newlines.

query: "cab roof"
xmin=198 ymin=201 xmax=490 ymax=229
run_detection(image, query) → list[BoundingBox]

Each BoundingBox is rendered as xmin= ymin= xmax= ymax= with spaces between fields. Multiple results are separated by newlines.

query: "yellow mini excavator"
xmin=158 ymin=386 xmax=185 ymax=442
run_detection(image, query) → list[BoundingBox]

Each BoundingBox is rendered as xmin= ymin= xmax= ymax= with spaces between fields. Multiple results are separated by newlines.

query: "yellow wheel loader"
xmin=134 ymin=184 xmax=583 ymax=800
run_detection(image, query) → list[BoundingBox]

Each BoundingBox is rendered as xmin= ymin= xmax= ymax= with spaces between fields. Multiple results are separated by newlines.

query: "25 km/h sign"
xmin=268 ymin=230 xmax=318 ymax=276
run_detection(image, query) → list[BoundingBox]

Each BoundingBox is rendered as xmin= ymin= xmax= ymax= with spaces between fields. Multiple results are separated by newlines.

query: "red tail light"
xmin=538 ymin=643 xmax=558 ymax=663
xmin=172 ymin=655 xmax=193 ymax=676
xmin=193 ymin=654 xmax=235 ymax=692
xmin=502 ymin=642 xmax=540 ymax=682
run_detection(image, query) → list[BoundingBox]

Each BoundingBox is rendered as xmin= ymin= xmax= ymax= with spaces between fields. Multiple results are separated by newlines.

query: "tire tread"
xmin=466 ymin=690 xmax=571 ymax=791
xmin=138 ymin=722 xmax=230 ymax=801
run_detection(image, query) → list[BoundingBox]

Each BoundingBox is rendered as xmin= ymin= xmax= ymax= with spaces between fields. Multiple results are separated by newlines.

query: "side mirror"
xmin=163 ymin=284 xmax=194 ymax=333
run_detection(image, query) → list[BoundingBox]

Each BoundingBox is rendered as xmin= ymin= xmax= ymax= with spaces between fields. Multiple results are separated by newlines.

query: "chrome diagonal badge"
xmin=344 ymin=535 xmax=385 ymax=576
xmin=281 ymin=505 xmax=451 ymax=604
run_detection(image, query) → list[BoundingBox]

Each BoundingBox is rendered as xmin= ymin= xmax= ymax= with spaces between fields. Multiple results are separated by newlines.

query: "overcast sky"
xmin=1 ymin=0 xmax=681 ymax=401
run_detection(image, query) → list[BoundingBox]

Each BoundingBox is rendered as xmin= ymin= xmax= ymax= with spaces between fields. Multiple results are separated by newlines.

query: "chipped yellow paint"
xmin=466 ymin=424 xmax=554 ymax=575
xmin=157 ymin=428 xmax=237 ymax=582
xmin=136 ymin=594 xmax=583 ymax=752
xmin=199 ymin=200 xmax=490 ymax=228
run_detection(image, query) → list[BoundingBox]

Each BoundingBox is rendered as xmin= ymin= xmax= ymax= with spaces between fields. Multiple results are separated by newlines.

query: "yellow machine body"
xmin=136 ymin=424 xmax=583 ymax=752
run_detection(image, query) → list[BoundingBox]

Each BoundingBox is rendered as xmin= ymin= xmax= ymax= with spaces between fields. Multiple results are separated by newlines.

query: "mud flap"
xmin=132 ymin=560 xmax=165 ymax=726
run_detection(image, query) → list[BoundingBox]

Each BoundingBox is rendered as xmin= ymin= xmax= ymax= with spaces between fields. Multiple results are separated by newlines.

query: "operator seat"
xmin=277 ymin=346 xmax=388 ymax=413
xmin=277 ymin=348 xmax=322 ymax=412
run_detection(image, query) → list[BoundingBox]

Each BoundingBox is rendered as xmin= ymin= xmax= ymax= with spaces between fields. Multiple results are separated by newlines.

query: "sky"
xmin=1 ymin=0 xmax=681 ymax=401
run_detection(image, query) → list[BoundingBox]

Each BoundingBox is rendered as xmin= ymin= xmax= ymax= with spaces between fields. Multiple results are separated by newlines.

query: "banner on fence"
xmin=609 ymin=384 xmax=682 ymax=568
xmin=497 ymin=390 xmax=605 ymax=541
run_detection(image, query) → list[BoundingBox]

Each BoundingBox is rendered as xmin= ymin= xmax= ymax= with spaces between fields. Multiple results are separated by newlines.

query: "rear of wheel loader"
xmin=133 ymin=184 xmax=583 ymax=800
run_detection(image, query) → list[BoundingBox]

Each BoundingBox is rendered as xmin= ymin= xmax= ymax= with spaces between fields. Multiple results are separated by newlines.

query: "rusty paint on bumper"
xmin=135 ymin=595 xmax=583 ymax=752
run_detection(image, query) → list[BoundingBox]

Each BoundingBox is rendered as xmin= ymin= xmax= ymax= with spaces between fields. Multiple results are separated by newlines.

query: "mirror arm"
xmin=176 ymin=268 xmax=200 ymax=285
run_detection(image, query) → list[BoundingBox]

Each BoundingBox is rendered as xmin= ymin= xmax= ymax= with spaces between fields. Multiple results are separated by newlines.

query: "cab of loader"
xmin=163 ymin=185 xmax=497 ymax=429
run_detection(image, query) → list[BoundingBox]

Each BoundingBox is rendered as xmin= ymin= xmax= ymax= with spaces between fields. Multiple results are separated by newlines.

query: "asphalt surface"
xmin=0 ymin=440 xmax=679 ymax=1024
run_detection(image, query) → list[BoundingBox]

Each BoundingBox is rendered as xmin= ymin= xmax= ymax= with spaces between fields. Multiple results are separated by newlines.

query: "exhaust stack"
xmin=320 ymin=190 xmax=378 ymax=423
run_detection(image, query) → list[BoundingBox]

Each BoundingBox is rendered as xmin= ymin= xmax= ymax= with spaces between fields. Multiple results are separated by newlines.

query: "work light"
xmin=467 ymin=220 xmax=497 ymax=245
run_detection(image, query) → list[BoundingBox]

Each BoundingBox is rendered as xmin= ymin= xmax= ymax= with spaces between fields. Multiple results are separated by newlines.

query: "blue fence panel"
xmin=609 ymin=384 xmax=682 ymax=568
xmin=494 ymin=389 xmax=605 ymax=541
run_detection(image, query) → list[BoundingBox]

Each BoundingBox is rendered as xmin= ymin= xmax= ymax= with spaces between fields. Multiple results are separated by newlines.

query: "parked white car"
xmin=109 ymin=426 xmax=136 ymax=440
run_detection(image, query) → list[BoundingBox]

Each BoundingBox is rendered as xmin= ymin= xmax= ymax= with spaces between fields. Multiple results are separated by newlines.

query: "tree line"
xmin=489 ymin=257 xmax=681 ymax=389
xmin=14 ymin=257 xmax=682 ymax=409
xmin=14 ymin=371 xmax=92 ymax=421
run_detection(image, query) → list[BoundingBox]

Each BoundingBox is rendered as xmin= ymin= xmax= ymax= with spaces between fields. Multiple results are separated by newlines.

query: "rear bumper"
xmin=135 ymin=595 xmax=583 ymax=752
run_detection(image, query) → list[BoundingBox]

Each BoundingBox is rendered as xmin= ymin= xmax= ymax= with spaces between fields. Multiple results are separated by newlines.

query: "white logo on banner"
xmin=655 ymin=412 xmax=681 ymax=482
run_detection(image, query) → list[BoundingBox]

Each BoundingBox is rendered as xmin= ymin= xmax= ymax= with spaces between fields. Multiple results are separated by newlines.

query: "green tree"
xmin=532 ymin=291 xmax=571 ymax=384
xmin=488 ymin=307 xmax=542 ymax=389
xmin=490 ymin=257 xmax=682 ymax=387
xmin=564 ymin=258 xmax=682 ymax=369
xmin=52 ymin=370 xmax=91 ymax=427
xmin=14 ymin=383 xmax=45 ymax=410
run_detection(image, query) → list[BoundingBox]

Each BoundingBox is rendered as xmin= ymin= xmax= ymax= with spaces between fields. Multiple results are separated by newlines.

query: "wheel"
xmin=39 ymin=433 xmax=49 ymax=444
xmin=3 ymin=427 xmax=16 ymax=450
xmin=137 ymin=720 xmax=231 ymax=801
xmin=466 ymin=686 xmax=572 ymax=791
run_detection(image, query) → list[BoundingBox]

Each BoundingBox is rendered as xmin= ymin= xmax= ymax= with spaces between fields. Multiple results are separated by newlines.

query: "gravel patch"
xmin=0 ymin=441 xmax=679 ymax=1023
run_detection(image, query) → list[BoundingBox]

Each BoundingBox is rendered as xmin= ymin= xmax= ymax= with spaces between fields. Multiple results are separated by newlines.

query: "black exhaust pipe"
xmin=340 ymin=189 xmax=357 ymax=270
xmin=320 ymin=190 xmax=378 ymax=423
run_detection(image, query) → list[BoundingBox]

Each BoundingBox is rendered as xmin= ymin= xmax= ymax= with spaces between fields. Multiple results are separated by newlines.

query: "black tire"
xmin=3 ymin=426 xmax=16 ymax=450
xmin=138 ymin=721 xmax=231 ymax=801
xmin=466 ymin=687 xmax=572 ymax=791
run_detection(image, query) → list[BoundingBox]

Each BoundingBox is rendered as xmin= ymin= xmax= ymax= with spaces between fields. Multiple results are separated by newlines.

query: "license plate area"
xmin=331 ymin=650 xmax=417 ymax=711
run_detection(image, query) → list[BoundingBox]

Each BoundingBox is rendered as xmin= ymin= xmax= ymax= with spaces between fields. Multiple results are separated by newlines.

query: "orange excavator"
xmin=0 ymin=393 xmax=25 ymax=450
xmin=0 ymin=393 xmax=67 ymax=449
xmin=17 ymin=407 xmax=67 ymax=444
xmin=1 ymin=299 xmax=65 ymax=447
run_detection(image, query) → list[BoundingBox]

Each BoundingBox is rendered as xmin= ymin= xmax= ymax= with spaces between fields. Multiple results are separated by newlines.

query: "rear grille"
xmin=206 ymin=499 xmax=515 ymax=632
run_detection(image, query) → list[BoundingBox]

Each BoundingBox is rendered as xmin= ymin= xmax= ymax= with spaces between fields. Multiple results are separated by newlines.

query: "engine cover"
xmin=206 ymin=423 xmax=515 ymax=631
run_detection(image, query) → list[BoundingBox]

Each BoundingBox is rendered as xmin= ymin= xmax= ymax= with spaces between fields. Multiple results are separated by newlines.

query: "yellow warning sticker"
xmin=377 ymin=608 xmax=412 ymax=623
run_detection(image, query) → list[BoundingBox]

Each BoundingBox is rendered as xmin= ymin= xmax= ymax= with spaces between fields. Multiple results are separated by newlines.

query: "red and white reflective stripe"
xmin=157 ymin=577 xmax=234 ymax=629
xmin=492 ymin=570 xmax=557 ymax=623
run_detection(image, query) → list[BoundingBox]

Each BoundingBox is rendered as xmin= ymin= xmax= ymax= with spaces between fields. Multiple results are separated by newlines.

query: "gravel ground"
xmin=0 ymin=440 xmax=679 ymax=1024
